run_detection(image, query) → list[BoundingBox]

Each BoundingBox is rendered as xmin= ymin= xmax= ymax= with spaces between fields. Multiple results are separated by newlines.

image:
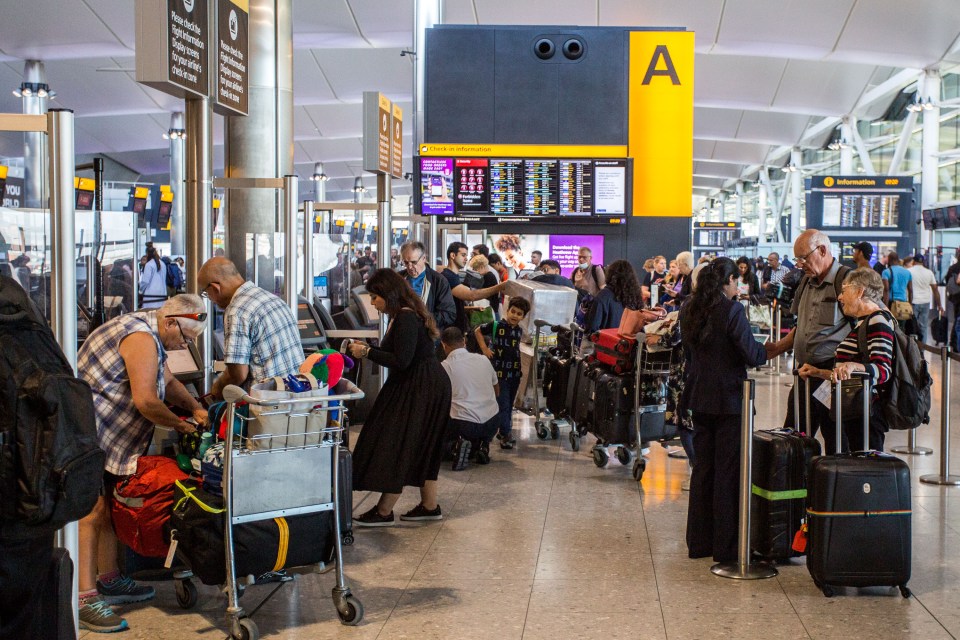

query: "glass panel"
xmin=0 ymin=206 xmax=52 ymax=321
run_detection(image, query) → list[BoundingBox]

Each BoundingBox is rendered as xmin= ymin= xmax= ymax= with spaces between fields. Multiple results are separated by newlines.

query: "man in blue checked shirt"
xmin=198 ymin=257 xmax=303 ymax=399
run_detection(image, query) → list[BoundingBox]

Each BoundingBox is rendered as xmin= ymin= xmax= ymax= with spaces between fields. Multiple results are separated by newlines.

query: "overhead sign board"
xmin=213 ymin=0 xmax=248 ymax=115
xmin=391 ymin=103 xmax=403 ymax=178
xmin=136 ymin=0 xmax=210 ymax=98
xmin=363 ymin=92 xmax=397 ymax=175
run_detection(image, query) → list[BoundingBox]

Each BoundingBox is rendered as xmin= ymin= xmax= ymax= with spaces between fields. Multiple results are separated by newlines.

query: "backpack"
xmin=0 ymin=275 xmax=104 ymax=537
xmin=111 ymin=456 xmax=188 ymax=557
xmin=164 ymin=257 xmax=184 ymax=291
xmin=857 ymin=310 xmax=932 ymax=431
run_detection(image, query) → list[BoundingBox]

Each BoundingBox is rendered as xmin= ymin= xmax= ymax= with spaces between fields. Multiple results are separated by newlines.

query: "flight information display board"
xmin=418 ymin=156 xmax=629 ymax=223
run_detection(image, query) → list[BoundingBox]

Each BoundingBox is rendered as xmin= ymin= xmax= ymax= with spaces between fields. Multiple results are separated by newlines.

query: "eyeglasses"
xmin=402 ymin=255 xmax=424 ymax=266
xmin=167 ymin=312 xmax=208 ymax=322
xmin=173 ymin=321 xmax=193 ymax=348
xmin=795 ymin=245 xmax=822 ymax=265
xmin=199 ymin=282 xmax=218 ymax=299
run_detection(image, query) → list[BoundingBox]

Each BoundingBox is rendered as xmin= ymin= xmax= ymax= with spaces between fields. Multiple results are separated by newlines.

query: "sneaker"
xmin=79 ymin=597 xmax=128 ymax=633
xmin=399 ymin=503 xmax=443 ymax=521
xmin=254 ymin=570 xmax=293 ymax=585
xmin=452 ymin=438 xmax=472 ymax=471
xmin=97 ymin=575 xmax=156 ymax=605
xmin=475 ymin=441 xmax=491 ymax=465
xmin=499 ymin=435 xmax=516 ymax=450
xmin=353 ymin=507 xmax=395 ymax=527
xmin=681 ymin=477 xmax=691 ymax=491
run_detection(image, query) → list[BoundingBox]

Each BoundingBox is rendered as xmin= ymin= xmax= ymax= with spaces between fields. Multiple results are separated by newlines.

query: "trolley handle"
xmin=222 ymin=381 xmax=365 ymax=407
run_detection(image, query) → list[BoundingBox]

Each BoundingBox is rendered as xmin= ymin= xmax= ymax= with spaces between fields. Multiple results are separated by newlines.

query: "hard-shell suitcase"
xmin=338 ymin=448 xmax=354 ymax=545
xmin=751 ymin=428 xmax=821 ymax=560
xmin=930 ymin=311 xmax=948 ymax=345
xmin=591 ymin=371 xmax=634 ymax=445
xmin=589 ymin=328 xmax=636 ymax=375
xmin=544 ymin=354 xmax=572 ymax=418
xmin=570 ymin=359 xmax=598 ymax=431
xmin=806 ymin=373 xmax=912 ymax=597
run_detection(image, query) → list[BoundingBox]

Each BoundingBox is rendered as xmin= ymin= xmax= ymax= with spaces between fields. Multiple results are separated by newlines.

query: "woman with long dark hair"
xmin=138 ymin=246 xmax=168 ymax=309
xmin=679 ymin=257 xmax=766 ymax=563
xmin=734 ymin=256 xmax=764 ymax=305
xmin=584 ymin=259 xmax=643 ymax=332
xmin=345 ymin=268 xmax=452 ymax=526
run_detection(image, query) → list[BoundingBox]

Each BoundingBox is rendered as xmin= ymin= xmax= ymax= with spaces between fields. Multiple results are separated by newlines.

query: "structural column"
xmin=185 ymin=97 xmax=214 ymax=383
xmin=21 ymin=60 xmax=52 ymax=209
xmin=921 ymin=70 xmax=941 ymax=212
xmin=414 ymin=0 xmax=442 ymax=264
xmin=168 ymin=111 xmax=186 ymax=256
xmin=734 ymin=182 xmax=744 ymax=224
xmin=790 ymin=148 xmax=803 ymax=242
xmin=224 ymin=0 xmax=293 ymax=288
xmin=840 ymin=117 xmax=855 ymax=175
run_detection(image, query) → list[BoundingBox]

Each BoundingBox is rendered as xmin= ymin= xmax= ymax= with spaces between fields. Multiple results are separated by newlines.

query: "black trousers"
xmin=687 ymin=412 xmax=741 ymax=563
xmin=0 ymin=531 xmax=60 ymax=640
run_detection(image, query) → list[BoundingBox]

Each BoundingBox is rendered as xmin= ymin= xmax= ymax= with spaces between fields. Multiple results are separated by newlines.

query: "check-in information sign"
xmin=363 ymin=92 xmax=393 ymax=174
xmin=214 ymin=0 xmax=248 ymax=115
xmin=391 ymin=103 xmax=403 ymax=178
xmin=167 ymin=0 xmax=208 ymax=96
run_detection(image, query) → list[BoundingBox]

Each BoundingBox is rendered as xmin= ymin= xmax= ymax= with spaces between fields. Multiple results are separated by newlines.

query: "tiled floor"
xmin=97 ymin=360 xmax=960 ymax=639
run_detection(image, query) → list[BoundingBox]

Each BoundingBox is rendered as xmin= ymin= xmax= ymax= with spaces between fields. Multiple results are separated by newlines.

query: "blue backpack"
xmin=164 ymin=257 xmax=185 ymax=291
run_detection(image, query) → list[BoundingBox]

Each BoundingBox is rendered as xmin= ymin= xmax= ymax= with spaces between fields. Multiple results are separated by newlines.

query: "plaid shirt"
xmin=223 ymin=281 xmax=303 ymax=384
xmin=78 ymin=312 xmax=166 ymax=476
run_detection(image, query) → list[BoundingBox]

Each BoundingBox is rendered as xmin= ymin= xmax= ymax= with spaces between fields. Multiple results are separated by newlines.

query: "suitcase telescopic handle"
xmin=791 ymin=368 xmax=814 ymax=438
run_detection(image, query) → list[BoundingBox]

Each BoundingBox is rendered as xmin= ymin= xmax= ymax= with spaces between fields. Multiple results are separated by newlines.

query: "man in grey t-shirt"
xmin=766 ymin=230 xmax=850 ymax=451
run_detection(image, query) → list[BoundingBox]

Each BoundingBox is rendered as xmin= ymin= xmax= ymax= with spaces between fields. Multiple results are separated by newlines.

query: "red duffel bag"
xmin=111 ymin=456 xmax=189 ymax=558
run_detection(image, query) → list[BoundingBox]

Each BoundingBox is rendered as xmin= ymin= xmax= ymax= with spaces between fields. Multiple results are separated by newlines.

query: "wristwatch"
xmin=361 ymin=344 xmax=371 ymax=358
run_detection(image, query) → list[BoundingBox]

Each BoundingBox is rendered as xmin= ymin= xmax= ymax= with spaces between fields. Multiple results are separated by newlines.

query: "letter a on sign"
xmin=629 ymin=31 xmax=694 ymax=217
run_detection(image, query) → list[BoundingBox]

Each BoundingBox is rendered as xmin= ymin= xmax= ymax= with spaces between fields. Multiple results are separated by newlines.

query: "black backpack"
xmin=0 ymin=275 xmax=104 ymax=537
xmin=857 ymin=310 xmax=932 ymax=431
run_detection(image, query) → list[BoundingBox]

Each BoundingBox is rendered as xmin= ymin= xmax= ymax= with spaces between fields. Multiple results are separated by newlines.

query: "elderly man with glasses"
xmin=75 ymin=295 xmax=210 ymax=633
xmin=766 ymin=230 xmax=852 ymax=449
xmin=198 ymin=257 xmax=304 ymax=399
xmin=399 ymin=240 xmax=456 ymax=331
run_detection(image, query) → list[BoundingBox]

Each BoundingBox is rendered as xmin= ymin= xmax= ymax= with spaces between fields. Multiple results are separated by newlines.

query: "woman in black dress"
xmin=346 ymin=268 xmax=453 ymax=526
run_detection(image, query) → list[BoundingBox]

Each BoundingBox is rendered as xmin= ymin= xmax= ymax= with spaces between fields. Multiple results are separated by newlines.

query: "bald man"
xmin=198 ymin=257 xmax=303 ymax=398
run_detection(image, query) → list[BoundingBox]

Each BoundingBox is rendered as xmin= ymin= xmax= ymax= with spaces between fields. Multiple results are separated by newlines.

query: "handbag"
xmin=618 ymin=306 xmax=666 ymax=338
xmin=248 ymin=373 xmax=328 ymax=450
xmin=828 ymin=378 xmax=868 ymax=424
xmin=890 ymin=300 xmax=914 ymax=321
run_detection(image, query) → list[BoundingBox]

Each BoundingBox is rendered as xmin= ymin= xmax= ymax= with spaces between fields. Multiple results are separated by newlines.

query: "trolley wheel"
xmin=569 ymin=431 xmax=580 ymax=452
xmin=899 ymin=585 xmax=912 ymax=599
xmin=235 ymin=618 xmax=259 ymax=640
xmin=632 ymin=458 xmax=646 ymax=481
xmin=592 ymin=447 xmax=608 ymax=468
xmin=174 ymin=578 xmax=198 ymax=610
xmin=338 ymin=596 xmax=365 ymax=626
xmin=342 ymin=532 xmax=355 ymax=546
xmin=550 ymin=423 xmax=560 ymax=439
xmin=535 ymin=422 xmax=549 ymax=440
xmin=821 ymin=585 xmax=835 ymax=598
xmin=616 ymin=446 xmax=632 ymax=466
xmin=577 ymin=423 xmax=589 ymax=437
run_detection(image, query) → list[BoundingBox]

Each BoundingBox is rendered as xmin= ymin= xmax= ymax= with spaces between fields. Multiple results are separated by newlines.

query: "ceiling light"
xmin=164 ymin=129 xmax=186 ymax=140
xmin=13 ymin=81 xmax=54 ymax=99
xmin=311 ymin=162 xmax=328 ymax=182
xmin=781 ymin=163 xmax=800 ymax=173
xmin=352 ymin=177 xmax=366 ymax=193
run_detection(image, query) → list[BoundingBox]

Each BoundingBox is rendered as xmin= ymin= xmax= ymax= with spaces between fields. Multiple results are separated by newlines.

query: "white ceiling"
xmin=0 ymin=0 xmax=958 ymax=205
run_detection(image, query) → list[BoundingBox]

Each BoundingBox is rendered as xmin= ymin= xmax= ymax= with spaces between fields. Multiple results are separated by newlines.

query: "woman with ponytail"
xmin=679 ymin=257 xmax=766 ymax=563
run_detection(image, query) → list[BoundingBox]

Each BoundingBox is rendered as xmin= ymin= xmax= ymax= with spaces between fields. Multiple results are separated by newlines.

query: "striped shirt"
xmin=223 ymin=281 xmax=303 ymax=384
xmin=78 ymin=312 xmax=166 ymax=476
xmin=835 ymin=310 xmax=895 ymax=386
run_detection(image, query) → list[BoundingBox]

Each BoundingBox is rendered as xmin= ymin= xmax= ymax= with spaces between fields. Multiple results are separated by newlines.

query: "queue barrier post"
xmin=766 ymin=305 xmax=784 ymax=376
xmin=892 ymin=338 xmax=935 ymax=455
xmin=711 ymin=378 xmax=778 ymax=580
xmin=921 ymin=347 xmax=960 ymax=486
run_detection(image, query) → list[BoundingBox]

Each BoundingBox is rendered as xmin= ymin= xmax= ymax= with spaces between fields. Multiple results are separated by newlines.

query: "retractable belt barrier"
xmin=918 ymin=344 xmax=960 ymax=486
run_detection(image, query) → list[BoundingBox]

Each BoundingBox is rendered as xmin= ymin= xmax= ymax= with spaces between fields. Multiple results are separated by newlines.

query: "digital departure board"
xmin=418 ymin=156 xmax=628 ymax=223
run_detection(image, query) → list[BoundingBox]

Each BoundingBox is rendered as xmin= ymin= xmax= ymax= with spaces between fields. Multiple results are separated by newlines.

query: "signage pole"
xmin=378 ymin=173 xmax=392 ymax=386
xmin=303 ymin=200 xmax=314 ymax=301
xmin=185 ymin=96 xmax=213 ymax=388
xmin=282 ymin=175 xmax=299 ymax=319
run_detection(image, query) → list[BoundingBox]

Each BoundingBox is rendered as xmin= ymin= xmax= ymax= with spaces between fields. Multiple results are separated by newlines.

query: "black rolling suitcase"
xmin=930 ymin=311 xmax=948 ymax=345
xmin=570 ymin=359 xmax=598 ymax=432
xmin=38 ymin=547 xmax=76 ymax=640
xmin=543 ymin=354 xmax=572 ymax=418
xmin=806 ymin=373 xmax=912 ymax=597
xmin=591 ymin=371 xmax=634 ymax=445
xmin=337 ymin=447 xmax=355 ymax=545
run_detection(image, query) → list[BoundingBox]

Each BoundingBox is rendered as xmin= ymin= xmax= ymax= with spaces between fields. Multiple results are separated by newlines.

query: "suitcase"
xmin=806 ymin=374 xmax=912 ymax=597
xmin=39 ymin=547 xmax=75 ymax=640
xmin=751 ymin=429 xmax=821 ymax=560
xmin=544 ymin=354 xmax=572 ymax=418
xmin=930 ymin=311 xmax=948 ymax=344
xmin=337 ymin=448 xmax=355 ymax=545
xmin=588 ymin=328 xmax=636 ymax=374
xmin=570 ymin=358 xmax=598 ymax=431
xmin=591 ymin=371 xmax=635 ymax=445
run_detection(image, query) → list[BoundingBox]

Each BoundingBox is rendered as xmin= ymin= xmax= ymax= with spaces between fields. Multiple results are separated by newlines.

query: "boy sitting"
xmin=474 ymin=297 xmax=531 ymax=449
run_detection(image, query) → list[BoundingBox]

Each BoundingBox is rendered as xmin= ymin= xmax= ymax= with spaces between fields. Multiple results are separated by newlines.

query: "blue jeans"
xmin=913 ymin=303 xmax=929 ymax=342
xmin=496 ymin=376 xmax=522 ymax=437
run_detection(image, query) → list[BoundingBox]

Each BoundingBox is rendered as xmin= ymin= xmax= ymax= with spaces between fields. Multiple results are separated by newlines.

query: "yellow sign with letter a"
xmin=629 ymin=31 xmax=695 ymax=217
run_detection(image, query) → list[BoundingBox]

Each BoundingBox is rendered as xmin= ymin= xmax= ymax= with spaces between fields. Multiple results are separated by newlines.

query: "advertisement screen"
xmin=482 ymin=233 xmax=604 ymax=278
xmin=549 ymin=235 xmax=604 ymax=277
xmin=420 ymin=157 xmax=454 ymax=215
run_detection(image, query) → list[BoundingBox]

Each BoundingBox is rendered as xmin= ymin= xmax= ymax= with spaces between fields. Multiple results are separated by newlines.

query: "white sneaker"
xmin=681 ymin=476 xmax=691 ymax=491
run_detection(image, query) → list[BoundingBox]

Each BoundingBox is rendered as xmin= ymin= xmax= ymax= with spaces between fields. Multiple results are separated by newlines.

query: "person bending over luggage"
xmin=796 ymin=268 xmax=894 ymax=452
xmin=475 ymin=297 xmax=531 ymax=449
xmin=346 ymin=269 xmax=453 ymax=527
xmin=440 ymin=327 xmax=501 ymax=470
xmin=585 ymin=259 xmax=643 ymax=333
xmin=76 ymin=295 xmax=210 ymax=633
xmin=198 ymin=257 xmax=304 ymax=398
xmin=680 ymin=257 xmax=766 ymax=564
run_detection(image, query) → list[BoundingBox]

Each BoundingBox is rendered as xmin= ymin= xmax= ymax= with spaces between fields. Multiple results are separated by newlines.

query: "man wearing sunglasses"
xmin=75 ymin=295 xmax=209 ymax=633
xmin=198 ymin=257 xmax=303 ymax=399
xmin=766 ymin=229 xmax=852 ymax=448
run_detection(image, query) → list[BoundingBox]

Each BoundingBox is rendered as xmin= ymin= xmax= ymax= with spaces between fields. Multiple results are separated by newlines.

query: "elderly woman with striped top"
xmin=797 ymin=267 xmax=894 ymax=452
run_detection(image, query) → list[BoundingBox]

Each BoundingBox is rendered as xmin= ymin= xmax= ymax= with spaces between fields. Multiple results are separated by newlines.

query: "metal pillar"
xmin=22 ymin=60 xmax=51 ymax=209
xmin=313 ymin=162 xmax=327 ymax=202
xmin=849 ymin=120 xmax=876 ymax=175
xmin=414 ymin=0 xmax=441 ymax=266
xmin=790 ymin=148 xmax=802 ymax=243
xmin=888 ymin=110 xmax=919 ymax=176
xmin=921 ymin=348 xmax=960 ymax=485
xmin=48 ymin=107 xmax=79 ymax=635
xmin=282 ymin=175 xmax=299 ymax=318
xmin=711 ymin=379 xmax=777 ymax=580
xmin=302 ymin=200 xmax=314 ymax=300
xmin=185 ymin=96 xmax=214 ymax=387
xmin=921 ymin=70 xmax=942 ymax=213
xmin=757 ymin=169 xmax=770 ymax=241
xmin=378 ymin=174 xmax=392 ymax=386
xmin=168 ymin=111 xmax=186 ymax=256
xmin=840 ymin=118 xmax=855 ymax=175
xmin=224 ymin=0 xmax=293 ymax=287
xmin=734 ymin=182 xmax=744 ymax=224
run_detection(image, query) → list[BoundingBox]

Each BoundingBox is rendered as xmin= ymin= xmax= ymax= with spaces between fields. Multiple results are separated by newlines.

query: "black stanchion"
xmin=921 ymin=347 xmax=960 ymax=486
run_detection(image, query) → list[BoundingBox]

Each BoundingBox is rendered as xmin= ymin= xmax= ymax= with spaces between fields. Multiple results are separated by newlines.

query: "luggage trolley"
xmin=529 ymin=319 xmax=587 ymax=448
xmin=629 ymin=341 xmax=676 ymax=482
xmin=174 ymin=380 xmax=365 ymax=640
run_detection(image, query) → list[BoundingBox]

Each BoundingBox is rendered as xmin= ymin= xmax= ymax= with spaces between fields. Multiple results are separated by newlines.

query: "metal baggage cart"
xmin=627 ymin=341 xmax=677 ymax=481
xmin=528 ymin=319 xmax=587 ymax=448
xmin=173 ymin=379 xmax=365 ymax=640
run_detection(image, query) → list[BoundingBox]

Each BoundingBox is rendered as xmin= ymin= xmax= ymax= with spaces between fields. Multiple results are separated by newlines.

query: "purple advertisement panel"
xmin=549 ymin=235 xmax=604 ymax=277
xmin=420 ymin=157 xmax=454 ymax=215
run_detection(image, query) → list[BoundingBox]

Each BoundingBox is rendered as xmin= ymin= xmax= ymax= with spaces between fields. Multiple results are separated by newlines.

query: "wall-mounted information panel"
xmin=417 ymin=144 xmax=630 ymax=224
